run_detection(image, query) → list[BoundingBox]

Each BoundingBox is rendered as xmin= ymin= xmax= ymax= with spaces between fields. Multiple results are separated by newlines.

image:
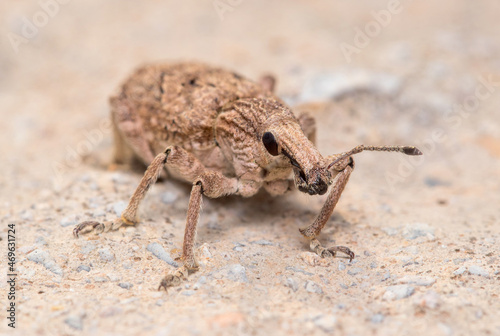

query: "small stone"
xmin=299 ymin=252 xmax=324 ymax=267
xmin=453 ymin=258 xmax=467 ymax=265
xmin=347 ymin=267 xmax=362 ymax=276
xmin=147 ymin=243 xmax=178 ymax=267
xmin=402 ymin=223 xmax=435 ymax=241
xmin=27 ymin=249 xmax=63 ymax=276
xmin=94 ymin=276 xmax=108 ymax=282
xmin=182 ymin=290 xmax=196 ymax=296
xmin=415 ymin=290 xmax=441 ymax=309
xmin=110 ymin=201 xmax=127 ymax=216
xmin=285 ymin=266 xmax=314 ymax=276
xmin=161 ymin=191 xmax=178 ymax=204
xmin=453 ymin=266 xmax=467 ymax=275
xmin=35 ymin=236 xmax=47 ymax=246
xmin=251 ymin=239 xmax=274 ymax=246
xmin=371 ymin=313 xmax=385 ymax=324
xmin=381 ymin=272 xmax=391 ymax=281
xmin=20 ymin=210 xmax=33 ymax=221
xmin=305 ymin=280 xmax=323 ymax=294
xmin=285 ymin=277 xmax=299 ymax=292
xmin=338 ymin=261 xmax=346 ymax=271
xmin=383 ymin=285 xmax=415 ymax=300
xmin=64 ymin=315 xmax=83 ymax=330
xmin=98 ymin=248 xmax=115 ymax=262
xmin=193 ymin=276 xmax=207 ymax=290
xmin=398 ymin=276 xmax=436 ymax=286
xmin=314 ymin=314 xmax=337 ymax=332
xmin=80 ymin=242 xmax=96 ymax=255
xmin=382 ymin=227 xmax=398 ymax=236
xmin=468 ymin=265 xmax=489 ymax=277
xmin=226 ymin=264 xmax=248 ymax=283
xmin=118 ymin=282 xmax=133 ymax=289
xmin=77 ymin=265 xmax=91 ymax=272
xmin=60 ymin=214 xmax=80 ymax=227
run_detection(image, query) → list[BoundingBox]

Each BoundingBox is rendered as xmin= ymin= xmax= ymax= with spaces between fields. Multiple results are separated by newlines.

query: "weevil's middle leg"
xmin=299 ymin=158 xmax=355 ymax=261
xmin=159 ymin=170 xmax=239 ymax=291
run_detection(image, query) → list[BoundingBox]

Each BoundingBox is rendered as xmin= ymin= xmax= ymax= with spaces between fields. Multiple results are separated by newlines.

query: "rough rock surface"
xmin=1 ymin=1 xmax=499 ymax=335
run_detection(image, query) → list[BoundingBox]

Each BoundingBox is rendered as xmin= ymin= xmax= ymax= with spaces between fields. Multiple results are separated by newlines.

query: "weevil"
xmin=74 ymin=62 xmax=422 ymax=290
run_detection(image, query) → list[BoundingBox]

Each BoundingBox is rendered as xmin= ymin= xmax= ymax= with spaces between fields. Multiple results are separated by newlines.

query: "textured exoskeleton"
xmin=74 ymin=62 xmax=422 ymax=290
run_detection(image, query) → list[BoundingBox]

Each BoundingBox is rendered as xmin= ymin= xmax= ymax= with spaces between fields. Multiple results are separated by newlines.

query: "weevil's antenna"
xmin=327 ymin=145 xmax=422 ymax=170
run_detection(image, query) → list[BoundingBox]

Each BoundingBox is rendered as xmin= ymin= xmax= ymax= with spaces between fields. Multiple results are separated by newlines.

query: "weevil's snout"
xmin=295 ymin=167 xmax=330 ymax=196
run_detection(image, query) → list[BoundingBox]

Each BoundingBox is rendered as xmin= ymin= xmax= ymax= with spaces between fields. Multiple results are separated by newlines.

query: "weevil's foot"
xmin=73 ymin=216 xmax=130 ymax=238
xmin=327 ymin=246 xmax=355 ymax=262
xmin=73 ymin=221 xmax=105 ymax=238
xmin=310 ymin=238 xmax=355 ymax=262
xmin=158 ymin=266 xmax=189 ymax=292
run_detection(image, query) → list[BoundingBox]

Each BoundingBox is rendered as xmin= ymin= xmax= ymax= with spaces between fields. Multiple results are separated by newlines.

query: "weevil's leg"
xmin=159 ymin=170 xmax=238 ymax=291
xmin=297 ymin=112 xmax=316 ymax=145
xmin=259 ymin=74 xmax=276 ymax=93
xmin=73 ymin=146 xmax=206 ymax=237
xmin=299 ymin=159 xmax=355 ymax=261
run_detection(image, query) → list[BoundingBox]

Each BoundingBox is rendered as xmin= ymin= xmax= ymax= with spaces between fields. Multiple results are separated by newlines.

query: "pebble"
xmin=285 ymin=277 xmax=299 ymax=292
xmin=35 ymin=236 xmax=47 ymax=246
xmin=381 ymin=227 xmax=398 ymax=236
xmin=347 ymin=267 xmax=362 ymax=276
xmin=27 ymin=249 xmax=63 ymax=276
xmin=226 ymin=264 xmax=248 ymax=283
xmin=80 ymin=242 xmax=96 ymax=255
xmin=468 ymin=265 xmax=489 ymax=277
xmin=398 ymin=276 xmax=436 ymax=286
xmin=182 ymin=290 xmax=196 ymax=296
xmin=118 ymin=282 xmax=133 ymax=289
xmin=314 ymin=314 xmax=337 ymax=332
xmin=415 ymin=290 xmax=441 ymax=309
xmin=64 ymin=315 xmax=83 ymax=330
xmin=305 ymin=280 xmax=323 ymax=294
xmin=193 ymin=276 xmax=207 ymax=290
xmin=338 ymin=261 xmax=346 ymax=271
xmin=110 ymin=201 xmax=127 ymax=216
xmin=20 ymin=210 xmax=33 ymax=221
xmin=251 ymin=239 xmax=274 ymax=246
xmin=402 ymin=223 xmax=435 ymax=240
xmin=383 ymin=285 xmax=415 ymax=300
xmin=94 ymin=276 xmax=108 ymax=282
xmin=77 ymin=265 xmax=91 ymax=272
xmin=161 ymin=191 xmax=179 ymax=204
xmin=60 ymin=214 xmax=80 ymax=227
xmin=285 ymin=266 xmax=314 ymax=276
xmin=299 ymin=252 xmax=324 ymax=267
xmin=98 ymin=248 xmax=115 ymax=262
xmin=371 ymin=314 xmax=385 ymax=324
xmin=146 ymin=243 xmax=179 ymax=267
xmin=453 ymin=266 xmax=467 ymax=275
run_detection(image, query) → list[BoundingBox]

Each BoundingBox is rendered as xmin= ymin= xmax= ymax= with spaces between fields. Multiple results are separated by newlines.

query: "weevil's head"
xmin=256 ymin=101 xmax=332 ymax=196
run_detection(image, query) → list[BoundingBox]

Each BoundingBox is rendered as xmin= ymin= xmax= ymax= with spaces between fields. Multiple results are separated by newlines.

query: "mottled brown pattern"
xmin=74 ymin=62 xmax=422 ymax=290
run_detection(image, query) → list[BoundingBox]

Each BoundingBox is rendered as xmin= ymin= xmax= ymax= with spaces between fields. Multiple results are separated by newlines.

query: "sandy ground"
xmin=1 ymin=1 xmax=500 ymax=335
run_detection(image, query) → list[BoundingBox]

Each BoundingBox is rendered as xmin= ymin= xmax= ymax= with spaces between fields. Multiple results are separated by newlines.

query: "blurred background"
xmin=1 ymin=1 xmax=499 ymax=335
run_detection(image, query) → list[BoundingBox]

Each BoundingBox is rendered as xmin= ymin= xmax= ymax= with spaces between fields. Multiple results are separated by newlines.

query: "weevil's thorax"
xmin=215 ymin=98 xmax=331 ymax=195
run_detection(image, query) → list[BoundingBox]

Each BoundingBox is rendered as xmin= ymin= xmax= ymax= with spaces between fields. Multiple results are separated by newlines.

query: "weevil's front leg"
xmin=159 ymin=170 xmax=238 ymax=291
xmin=299 ymin=159 xmax=355 ymax=261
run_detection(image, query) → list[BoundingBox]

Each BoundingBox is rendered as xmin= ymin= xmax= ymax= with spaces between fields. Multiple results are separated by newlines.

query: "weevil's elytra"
xmin=74 ymin=62 xmax=422 ymax=290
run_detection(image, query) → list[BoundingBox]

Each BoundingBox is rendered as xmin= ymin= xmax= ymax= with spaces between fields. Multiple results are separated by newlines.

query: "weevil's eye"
xmin=262 ymin=132 xmax=279 ymax=156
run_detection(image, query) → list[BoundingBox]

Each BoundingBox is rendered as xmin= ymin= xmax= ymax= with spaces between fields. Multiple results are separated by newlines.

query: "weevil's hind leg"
xmin=299 ymin=159 xmax=355 ymax=261
xmin=297 ymin=112 xmax=317 ymax=145
xmin=159 ymin=170 xmax=238 ymax=291
xmin=259 ymin=74 xmax=276 ymax=93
